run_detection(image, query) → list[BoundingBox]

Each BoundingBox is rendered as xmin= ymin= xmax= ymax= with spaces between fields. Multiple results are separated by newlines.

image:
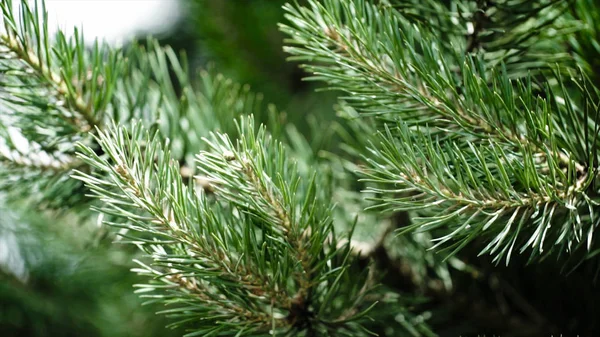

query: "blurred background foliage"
xmin=0 ymin=198 xmax=182 ymax=337
xmin=167 ymin=0 xmax=340 ymax=144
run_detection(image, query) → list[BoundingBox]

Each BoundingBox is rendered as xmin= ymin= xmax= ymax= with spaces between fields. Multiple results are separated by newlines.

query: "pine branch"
xmin=1 ymin=2 xmax=391 ymax=331
xmin=0 ymin=0 xmax=123 ymax=133
xmin=363 ymin=119 xmax=597 ymax=261
xmin=365 ymin=74 xmax=600 ymax=262
xmin=281 ymin=0 xmax=600 ymax=265
xmin=73 ymin=122 xmax=289 ymax=333
xmin=0 ymin=0 xmax=124 ymax=207
xmin=0 ymin=33 xmax=98 ymax=131
xmin=0 ymin=0 xmax=277 ymax=209
xmin=280 ymin=0 xmax=592 ymax=176
xmin=73 ymin=120 xmax=378 ymax=336
xmin=0 ymin=139 xmax=79 ymax=172
xmin=280 ymin=0 xmax=577 ymax=166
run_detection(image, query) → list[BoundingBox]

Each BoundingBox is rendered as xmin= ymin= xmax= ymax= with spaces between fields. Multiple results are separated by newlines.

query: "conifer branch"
xmin=0 ymin=149 xmax=79 ymax=172
xmin=0 ymin=0 xmax=274 ymax=208
xmin=282 ymin=0 xmax=600 ymax=265
xmin=0 ymin=34 xmax=98 ymax=131
xmin=233 ymin=154 xmax=313 ymax=299
xmin=1 ymin=1 xmax=388 ymax=330
xmin=7 ymin=0 xmax=600 ymax=335
xmin=363 ymin=120 xmax=596 ymax=256
xmin=280 ymin=0 xmax=582 ymax=172
xmin=73 ymin=120 xmax=377 ymax=335
xmin=0 ymin=0 xmax=124 ymax=133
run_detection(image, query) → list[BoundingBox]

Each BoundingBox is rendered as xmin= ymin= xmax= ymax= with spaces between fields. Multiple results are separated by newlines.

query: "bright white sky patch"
xmin=44 ymin=0 xmax=181 ymax=45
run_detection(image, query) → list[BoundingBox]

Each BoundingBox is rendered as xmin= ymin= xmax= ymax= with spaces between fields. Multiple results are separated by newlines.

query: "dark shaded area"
xmin=429 ymin=249 xmax=599 ymax=337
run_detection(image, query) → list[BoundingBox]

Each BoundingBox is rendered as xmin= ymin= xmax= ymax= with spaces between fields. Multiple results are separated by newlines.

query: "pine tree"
xmin=1 ymin=0 xmax=600 ymax=336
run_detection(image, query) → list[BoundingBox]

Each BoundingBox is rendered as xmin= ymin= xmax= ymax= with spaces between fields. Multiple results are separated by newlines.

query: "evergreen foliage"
xmin=1 ymin=0 xmax=600 ymax=336
xmin=281 ymin=0 xmax=600 ymax=266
